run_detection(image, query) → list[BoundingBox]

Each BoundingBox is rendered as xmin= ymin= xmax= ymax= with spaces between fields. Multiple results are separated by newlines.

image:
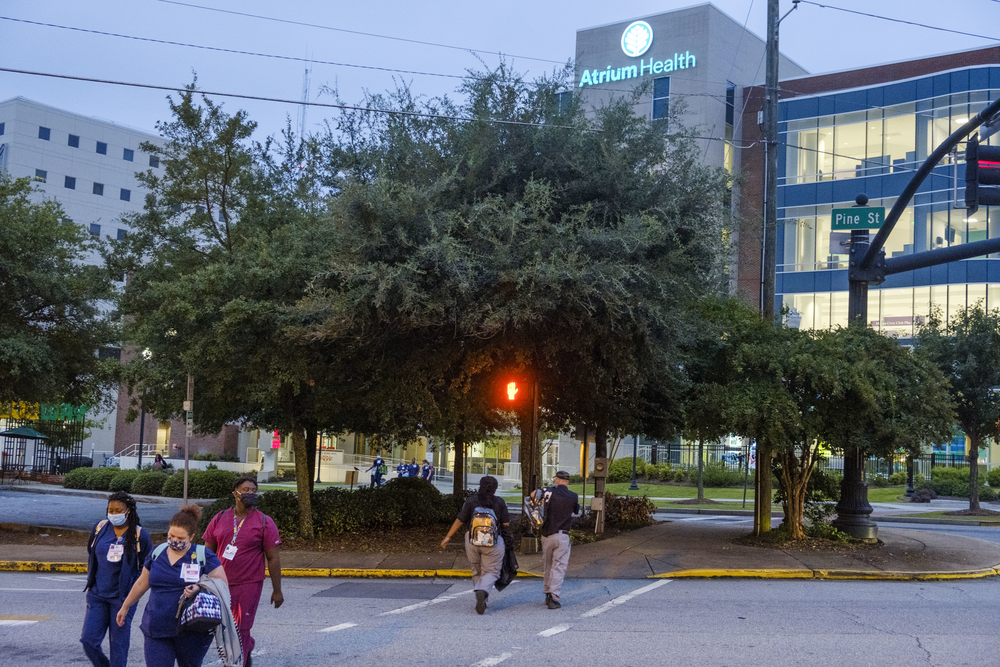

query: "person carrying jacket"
xmin=532 ymin=471 xmax=580 ymax=609
xmin=82 ymin=490 xmax=154 ymax=667
xmin=116 ymin=504 xmax=229 ymax=667
xmin=440 ymin=476 xmax=510 ymax=614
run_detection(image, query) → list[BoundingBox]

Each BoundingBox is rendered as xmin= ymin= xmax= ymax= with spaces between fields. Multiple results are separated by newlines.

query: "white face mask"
xmin=107 ymin=512 xmax=128 ymax=527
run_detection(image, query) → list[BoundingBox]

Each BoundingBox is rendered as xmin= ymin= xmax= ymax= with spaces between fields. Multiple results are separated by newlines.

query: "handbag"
xmin=176 ymin=589 xmax=224 ymax=634
xmin=494 ymin=545 xmax=519 ymax=592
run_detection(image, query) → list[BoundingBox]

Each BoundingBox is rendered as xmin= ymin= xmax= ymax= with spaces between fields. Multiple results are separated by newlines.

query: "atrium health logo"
xmin=621 ymin=21 xmax=653 ymax=58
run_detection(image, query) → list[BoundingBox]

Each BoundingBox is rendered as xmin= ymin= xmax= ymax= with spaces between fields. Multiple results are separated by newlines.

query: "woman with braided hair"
xmin=82 ymin=490 xmax=153 ymax=667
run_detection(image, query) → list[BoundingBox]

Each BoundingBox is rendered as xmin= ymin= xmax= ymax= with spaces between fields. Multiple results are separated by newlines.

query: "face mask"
xmin=107 ymin=512 xmax=128 ymax=527
xmin=239 ymin=493 xmax=258 ymax=507
xmin=167 ymin=538 xmax=187 ymax=552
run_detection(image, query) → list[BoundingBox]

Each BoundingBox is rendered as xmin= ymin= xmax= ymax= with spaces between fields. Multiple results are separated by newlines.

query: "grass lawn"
xmin=563 ymin=482 xmax=755 ymax=501
xmin=866 ymin=486 xmax=909 ymax=503
xmin=891 ymin=511 xmax=1000 ymax=521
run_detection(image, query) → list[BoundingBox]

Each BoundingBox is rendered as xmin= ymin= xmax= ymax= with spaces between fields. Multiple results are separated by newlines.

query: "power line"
xmin=0 ymin=67 xmax=578 ymax=129
xmin=798 ymin=1 xmax=1000 ymax=42
xmin=0 ymin=16 xmax=466 ymax=81
xmin=154 ymin=0 xmax=567 ymax=66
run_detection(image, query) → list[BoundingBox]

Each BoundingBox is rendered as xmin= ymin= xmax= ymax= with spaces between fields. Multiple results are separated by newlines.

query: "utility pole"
xmin=183 ymin=375 xmax=193 ymax=504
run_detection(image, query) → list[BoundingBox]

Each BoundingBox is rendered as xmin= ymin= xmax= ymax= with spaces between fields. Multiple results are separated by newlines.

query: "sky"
xmin=1 ymin=0 xmax=998 ymax=140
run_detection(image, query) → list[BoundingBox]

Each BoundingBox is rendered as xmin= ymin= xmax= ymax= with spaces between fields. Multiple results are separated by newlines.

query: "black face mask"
xmin=240 ymin=493 xmax=259 ymax=507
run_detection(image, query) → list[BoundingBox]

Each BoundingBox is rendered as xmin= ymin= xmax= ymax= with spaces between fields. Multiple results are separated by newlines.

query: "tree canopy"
xmin=0 ymin=173 xmax=116 ymax=409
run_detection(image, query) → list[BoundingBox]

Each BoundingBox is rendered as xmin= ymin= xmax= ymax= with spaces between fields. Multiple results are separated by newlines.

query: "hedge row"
xmin=914 ymin=466 xmax=1000 ymax=501
xmin=63 ymin=466 xmax=240 ymax=499
xmin=200 ymin=477 xmax=469 ymax=540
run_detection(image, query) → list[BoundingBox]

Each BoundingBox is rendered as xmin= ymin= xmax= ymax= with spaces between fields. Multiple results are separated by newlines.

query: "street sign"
xmin=832 ymin=207 xmax=885 ymax=230
xmin=185 ymin=411 xmax=193 ymax=438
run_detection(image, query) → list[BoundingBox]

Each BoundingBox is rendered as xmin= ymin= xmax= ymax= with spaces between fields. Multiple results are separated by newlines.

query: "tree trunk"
xmin=696 ymin=438 xmax=705 ymax=502
xmin=290 ymin=425 xmax=313 ymax=539
xmin=453 ymin=425 xmax=465 ymax=496
xmin=969 ymin=436 xmax=981 ymax=511
xmin=305 ymin=427 xmax=317 ymax=495
xmin=754 ymin=439 xmax=772 ymax=535
xmin=518 ymin=409 xmax=539 ymax=496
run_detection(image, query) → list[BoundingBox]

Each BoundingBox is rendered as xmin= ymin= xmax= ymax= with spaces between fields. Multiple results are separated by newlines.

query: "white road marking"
xmin=318 ymin=623 xmax=357 ymax=633
xmin=380 ymin=584 xmax=522 ymax=616
xmin=537 ymin=624 xmax=572 ymax=637
xmin=0 ymin=588 xmax=82 ymax=592
xmin=36 ymin=576 xmax=87 ymax=583
xmin=579 ymin=580 xmax=671 ymax=618
xmin=679 ymin=516 xmax=722 ymax=521
xmin=471 ymin=652 xmax=513 ymax=667
xmin=0 ymin=620 xmax=38 ymax=626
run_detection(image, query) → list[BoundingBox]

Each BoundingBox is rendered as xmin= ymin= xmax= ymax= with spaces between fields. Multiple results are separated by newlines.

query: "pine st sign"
xmin=578 ymin=20 xmax=697 ymax=88
xmin=832 ymin=207 xmax=885 ymax=231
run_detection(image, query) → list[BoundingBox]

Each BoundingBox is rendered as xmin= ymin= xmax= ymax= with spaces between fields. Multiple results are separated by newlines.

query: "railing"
xmin=117 ymin=443 xmax=164 ymax=459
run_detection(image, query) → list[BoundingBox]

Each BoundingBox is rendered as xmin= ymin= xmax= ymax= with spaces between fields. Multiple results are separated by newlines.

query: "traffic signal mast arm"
xmin=859 ymin=96 xmax=1000 ymax=272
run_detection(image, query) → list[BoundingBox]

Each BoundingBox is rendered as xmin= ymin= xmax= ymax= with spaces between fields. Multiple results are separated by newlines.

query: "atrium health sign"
xmin=579 ymin=20 xmax=696 ymax=88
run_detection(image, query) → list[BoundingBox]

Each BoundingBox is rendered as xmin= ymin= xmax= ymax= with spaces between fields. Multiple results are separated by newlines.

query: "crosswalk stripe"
xmin=538 ymin=624 xmax=572 ymax=637
xmin=580 ymin=580 xmax=671 ymax=618
xmin=318 ymin=623 xmax=357 ymax=633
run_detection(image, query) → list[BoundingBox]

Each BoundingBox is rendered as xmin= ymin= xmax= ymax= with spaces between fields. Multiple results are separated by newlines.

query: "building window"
xmin=149 ymin=155 xmax=160 ymax=168
xmin=120 ymin=188 xmax=131 ymax=202
xmin=38 ymin=126 xmax=50 ymax=141
xmin=652 ymin=77 xmax=670 ymax=120
xmin=0 ymin=122 xmax=5 ymax=135
xmin=96 ymin=141 xmax=107 ymax=155
xmin=123 ymin=148 xmax=134 ymax=162
xmin=555 ymin=91 xmax=573 ymax=115
xmin=65 ymin=176 xmax=76 ymax=189
xmin=89 ymin=223 xmax=101 ymax=237
xmin=34 ymin=169 xmax=47 ymax=183
xmin=93 ymin=182 xmax=104 ymax=196
xmin=117 ymin=229 xmax=128 ymax=240
xmin=68 ymin=134 xmax=80 ymax=148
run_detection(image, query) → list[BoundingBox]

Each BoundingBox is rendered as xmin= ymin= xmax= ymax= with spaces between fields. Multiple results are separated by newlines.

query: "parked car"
xmin=54 ymin=455 xmax=92 ymax=474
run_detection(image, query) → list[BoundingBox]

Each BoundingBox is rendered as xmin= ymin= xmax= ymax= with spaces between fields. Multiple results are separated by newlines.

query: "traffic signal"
xmin=506 ymin=381 xmax=519 ymax=401
xmin=496 ymin=375 xmax=530 ymax=409
xmin=965 ymin=133 xmax=1000 ymax=215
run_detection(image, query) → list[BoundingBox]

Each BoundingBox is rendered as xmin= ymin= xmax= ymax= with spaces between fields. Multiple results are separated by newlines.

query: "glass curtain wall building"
xmin=773 ymin=64 xmax=1000 ymax=340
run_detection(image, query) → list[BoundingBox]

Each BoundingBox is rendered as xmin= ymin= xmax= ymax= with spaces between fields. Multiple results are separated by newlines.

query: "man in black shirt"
xmin=533 ymin=470 xmax=580 ymax=609
xmin=441 ymin=476 xmax=510 ymax=614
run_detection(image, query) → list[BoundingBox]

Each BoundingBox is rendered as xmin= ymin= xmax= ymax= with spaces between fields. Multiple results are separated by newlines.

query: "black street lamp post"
xmin=630 ymin=435 xmax=640 ymax=491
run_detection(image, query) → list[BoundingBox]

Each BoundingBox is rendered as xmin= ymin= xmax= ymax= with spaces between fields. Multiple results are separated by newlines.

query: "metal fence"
xmin=1 ymin=417 xmax=86 ymax=473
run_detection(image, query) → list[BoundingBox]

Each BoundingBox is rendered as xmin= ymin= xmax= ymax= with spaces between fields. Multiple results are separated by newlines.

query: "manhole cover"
xmin=314 ymin=582 xmax=453 ymax=600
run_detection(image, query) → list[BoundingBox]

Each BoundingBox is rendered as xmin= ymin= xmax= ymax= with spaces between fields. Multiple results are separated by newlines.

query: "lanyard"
xmin=231 ymin=510 xmax=249 ymax=546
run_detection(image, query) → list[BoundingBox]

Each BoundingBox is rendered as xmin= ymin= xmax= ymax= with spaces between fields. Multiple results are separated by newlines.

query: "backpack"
xmin=523 ymin=489 xmax=551 ymax=533
xmin=152 ymin=542 xmax=208 ymax=568
xmin=470 ymin=506 xmax=499 ymax=547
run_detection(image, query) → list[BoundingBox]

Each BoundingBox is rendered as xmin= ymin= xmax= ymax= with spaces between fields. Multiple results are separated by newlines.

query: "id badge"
xmin=106 ymin=544 xmax=124 ymax=563
xmin=222 ymin=544 xmax=238 ymax=561
xmin=181 ymin=562 xmax=201 ymax=583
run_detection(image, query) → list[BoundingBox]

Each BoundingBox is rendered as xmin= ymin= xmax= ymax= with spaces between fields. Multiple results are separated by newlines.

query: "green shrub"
xmin=888 ymin=471 xmax=907 ymax=485
xmin=131 ymin=472 xmax=168 ymax=496
xmin=979 ymin=486 xmax=999 ymax=502
xmin=604 ymin=493 xmax=656 ymax=529
xmin=188 ymin=469 xmax=236 ymax=499
xmin=63 ymin=467 xmax=95 ymax=489
xmin=193 ymin=453 xmax=218 ymax=461
xmin=86 ymin=467 xmax=121 ymax=491
xmin=198 ymin=495 xmax=237 ymax=536
xmin=219 ymin=452 xmax=240 ymax=463
xmin=108 ymin=469 xmax=143 ymax=493
xmin=930 ymin=466 xmax=971 ymax=498
xmin=608 ymin=457 xmax=644 ymax=484
xmin=803 ymin=502 xmax=849 ymax=542
xmin=161 ymin=470 xmax=197 ymax=498
xmin=701 ymin=460 xmax=745 ymax=487
xmin=567 ymin=474 xmax=584 ymax=484
xmin=870 ymin=474 xmax=890 ymax=488
xmin=987 ymin=466 xmax=1000 ymax=488
xmin=673 ymin=467 xmax=688 ymax=483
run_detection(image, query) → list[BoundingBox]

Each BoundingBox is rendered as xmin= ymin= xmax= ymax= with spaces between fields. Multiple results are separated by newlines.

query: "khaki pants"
xmin=541 ymin=531 xmax=571 ymax=600
xmin=465 ymin=533 xmax=505 ymax=592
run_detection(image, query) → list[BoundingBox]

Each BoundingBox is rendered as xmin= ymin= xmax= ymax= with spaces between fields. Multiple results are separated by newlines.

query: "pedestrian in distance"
xmin=116 ymin=504 xmax=229 ymax=667
xmin=440 ymin=475 xmax=511 ymax=614
xmin=81 ymin=491 xmax=154 ymax=667
xmin=532 ymin=471 xmax=580 ymax=609
xmin=153 ymin=453 xmax=166 ymax=471
xmin=421 ymin=459 xmax=434 ymax=482
xmin=365 ymin=454 xmax=386 ymax=487
xmin=407 ymin=458 xmax=420 ymax=479
xmin=396 ymin=461 xmax=407 ymax=478
xmin=203 ymin=476 xmax=283 ymax=667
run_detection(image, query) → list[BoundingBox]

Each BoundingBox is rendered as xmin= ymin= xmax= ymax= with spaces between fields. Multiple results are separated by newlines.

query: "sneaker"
xmin=544 ymin=593 xmax=552 ymax=606
xmin=475 ymin=589 xmax=488 ymax=614
xmin=546 ymin=596 xmax=561 ymax=610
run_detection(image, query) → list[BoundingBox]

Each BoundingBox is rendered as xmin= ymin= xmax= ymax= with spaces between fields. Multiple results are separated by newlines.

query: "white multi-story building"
xmin=0 ymin=96 xmax=163 ymax=458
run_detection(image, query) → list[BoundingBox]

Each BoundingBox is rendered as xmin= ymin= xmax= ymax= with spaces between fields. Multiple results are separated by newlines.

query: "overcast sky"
xmin=2 ymin=0 xmax=998 ymax=140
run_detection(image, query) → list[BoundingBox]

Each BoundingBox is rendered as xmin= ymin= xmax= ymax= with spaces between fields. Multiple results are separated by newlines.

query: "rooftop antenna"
xmin=297 ymin=63 xmax=311 ymax=141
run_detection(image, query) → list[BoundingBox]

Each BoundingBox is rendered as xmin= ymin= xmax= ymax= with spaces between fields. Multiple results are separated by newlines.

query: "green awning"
xmin=0 ymin=427 xmax=50 ymax=440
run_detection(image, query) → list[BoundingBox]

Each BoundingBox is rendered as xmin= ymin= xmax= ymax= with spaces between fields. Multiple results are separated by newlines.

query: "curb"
xmin=649 ymin=566 xmax=1000 ymax=581
xmin=0 ymin=560 xmax=542 ymax=579
xmin=875 ymin=516 xmax=1000 ymax=527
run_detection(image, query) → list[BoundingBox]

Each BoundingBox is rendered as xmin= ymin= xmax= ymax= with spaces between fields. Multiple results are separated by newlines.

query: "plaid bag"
xmin=177 ymin=590 xmax=223 ymax=634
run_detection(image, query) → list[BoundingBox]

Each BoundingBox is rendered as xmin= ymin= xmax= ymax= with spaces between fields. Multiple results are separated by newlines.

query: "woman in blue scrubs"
xmin=116 ymin=504 xmax=228 ymax=667
xmin=82 ymin=491 xmax=153 ymax=667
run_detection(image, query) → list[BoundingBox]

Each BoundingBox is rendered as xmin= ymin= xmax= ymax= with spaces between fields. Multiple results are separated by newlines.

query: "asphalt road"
xmin=0 ymin=490 xmax=180 ymax=533
xmin=1 ymin=571 xmax=998 ymax=666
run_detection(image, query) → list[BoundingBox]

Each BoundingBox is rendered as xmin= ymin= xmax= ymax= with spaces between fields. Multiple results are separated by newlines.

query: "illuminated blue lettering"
xmin=640 ymin=58 xmax=654 ymax=76
xmin=663 ymin=58 xmax=674 ymax=73
xmin=685 ymin=51 xmax=696 ymax=68
xmin=579 ymin=70 xmax=593 ymax=87
xmin=623 ymin=65 xmax=637 ymax=79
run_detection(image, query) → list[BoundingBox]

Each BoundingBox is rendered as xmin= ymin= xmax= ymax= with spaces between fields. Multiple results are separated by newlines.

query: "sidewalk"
xmin=3 ymin=518 xmax=999 ymax=581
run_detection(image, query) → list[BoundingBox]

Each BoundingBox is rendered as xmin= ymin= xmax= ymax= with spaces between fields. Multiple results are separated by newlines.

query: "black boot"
xmin=475 ymin=589 xmax=488 ymax=614
xmin=546 ymin=594 xmax=561 ymax=609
